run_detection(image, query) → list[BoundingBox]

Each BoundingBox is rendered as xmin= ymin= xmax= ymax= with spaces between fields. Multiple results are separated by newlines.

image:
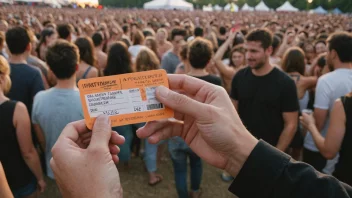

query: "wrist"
xmin=225 ymin=130 xmax=258 ymax=178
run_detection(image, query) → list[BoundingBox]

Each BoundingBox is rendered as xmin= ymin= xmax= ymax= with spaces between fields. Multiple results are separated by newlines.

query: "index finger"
xmin=60 ymin=120 xmax=90 ymax=143
xmin=168 ymin=74 xmax=217 ymax=96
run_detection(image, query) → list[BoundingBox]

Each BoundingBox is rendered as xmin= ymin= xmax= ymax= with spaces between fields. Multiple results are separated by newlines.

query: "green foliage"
xmin=100 ymin=0 xmax=352 ymax=12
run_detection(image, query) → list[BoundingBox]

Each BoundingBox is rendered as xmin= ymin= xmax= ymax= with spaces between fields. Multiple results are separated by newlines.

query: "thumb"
xmin=156 ymin=86 xmax=208 ymax=118
xmin=89 ymin=115 xmax=111 ymax=152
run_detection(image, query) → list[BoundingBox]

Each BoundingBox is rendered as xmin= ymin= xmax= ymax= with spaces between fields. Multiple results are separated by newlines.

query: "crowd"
xmin=0 ymin=5 xmax=352 ymax=198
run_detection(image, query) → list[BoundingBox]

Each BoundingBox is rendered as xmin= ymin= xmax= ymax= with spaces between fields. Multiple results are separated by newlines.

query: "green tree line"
xmin=100 ymin=0 xmax=352 ymax=13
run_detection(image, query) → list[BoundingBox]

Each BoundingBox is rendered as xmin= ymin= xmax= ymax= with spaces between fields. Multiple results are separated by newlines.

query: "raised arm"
xmin=213 ymin=32 xmax=236 ymax=79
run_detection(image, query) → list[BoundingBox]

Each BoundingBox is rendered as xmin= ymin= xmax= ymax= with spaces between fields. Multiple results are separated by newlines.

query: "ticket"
xmin=78 ymin=70 xmax=174 ymax=129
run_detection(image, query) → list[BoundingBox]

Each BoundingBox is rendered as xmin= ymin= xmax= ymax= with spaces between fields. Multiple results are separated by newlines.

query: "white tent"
xmin=312 ymin=6 xmax=328 ymax=14
xmin=0 ymin=0 xmax=13 ymax=3
xmin=255 ymin=1 xmax=270 ymax=11
xmin=332 ymin=8 xmax=342 ymax=14
xmin=144 ymin=0 xmax=194 ymax=11
xmin=277 ymin=1 xmax=298 ymax=12
xmin=224 ymin=3 xmax=239 ymax=12
xmin=241 ymin=3 xmax=254 ymax=11
xmin=203 ymin=4 xmax=213 ymax=12
xmin=213 ymin=4 xmax=222 ymax=11
xmin=14 ymin=0 xmax=43 ymax=3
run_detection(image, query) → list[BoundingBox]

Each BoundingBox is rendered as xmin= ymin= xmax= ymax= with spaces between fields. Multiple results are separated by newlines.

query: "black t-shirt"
xmin=192 ymin=74 xmax=222 ymax=86
xmin=230 ymin=67 xmax=299 ymax=146
xmin=7 ymin=63 xmax=45 ymax=115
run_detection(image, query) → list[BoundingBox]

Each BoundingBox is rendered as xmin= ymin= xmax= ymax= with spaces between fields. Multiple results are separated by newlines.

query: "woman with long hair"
xmin=144 ymin=36 xmax=158 ymax=60
xmin=36 ymin=28 xmax=57 ymax=61
xmin=104 ymin=41 xmax=135 ymax=169
xmin=135 ymin=48 xmax=165 ymax=186
xmin=213 ymin=31 xmax=246 ymax=93
xmin=75 ymin=37 xmax=99 ymax=82
xmin=0 ymin=56 xmax=46 ymax=197
xmin=281 ymin=47 xmax=317 ymax=160
xmin=128 ymin=30 xmax=147 ymax=60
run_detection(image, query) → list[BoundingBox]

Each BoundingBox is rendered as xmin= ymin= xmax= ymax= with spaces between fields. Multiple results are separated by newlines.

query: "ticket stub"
xmin=78 ymin=70 xmax=174 ymax=129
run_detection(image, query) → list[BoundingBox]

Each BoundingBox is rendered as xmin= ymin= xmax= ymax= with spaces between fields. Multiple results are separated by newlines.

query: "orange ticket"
xmin=78 ymin=70 xmax=174 ymax=129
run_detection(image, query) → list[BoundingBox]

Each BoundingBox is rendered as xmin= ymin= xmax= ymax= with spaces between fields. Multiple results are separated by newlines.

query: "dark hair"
xmin=327 ymin=32 xmax=352 ymax=63
xmin=132 ymin=30 xmax=145 ymax=45
xmin=57 ymin=24 xmax=74 ymax=40
xmin=298 ymin=30 xmax=309 ymax=38
xmin=317 ymin=54 xmax=326 ymax=68
xmin=194 ymin=27 xmax=204 ymax=37
xmin=74 ymin=37 xmax=96 ymax=66
xmin=188 ymin=38 xmax=213 ymax=69
xmin=233 ymin=34 xmax=245 ymax=47
xmin=92 ymin=32 xmax=103 ymax=47
xmin=219 ymin=26 xmax=226 ymax=35
xmin=46 ymin=39 xmax=79 ymax=79
xmin=317 ymin=33 xmax=328 ymax=40
xmin=282 ymin=47 xmax=306 ymax=75
xmin=179 ymin=44 xmax=189 ymax=61
xmin=36 ymin=28 xmax=56 ymax=58
xmin=5 ymin=26 xmax=31 ymax=55
xmin=229 ymin=45 xmax=245 ymax=67
xmin=272 ymin=35 xmax=281 ymax=53
xmin=246 ymin=28 xmax=273 ymax=49
xmin=171 ymin=28 xmax=187 ymax=41
xmin=143 ymin=30 xmax=154 ymax=37
xmin=275 ymin=32 xmax=284 ymax=40
xmin=104 ymin=41 xmax=133 ymax=76
xmin=122 ymin=25 xmax=129 ymax=34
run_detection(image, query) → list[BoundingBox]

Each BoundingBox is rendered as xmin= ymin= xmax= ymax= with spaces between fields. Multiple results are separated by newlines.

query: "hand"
xmin=50 ymin=115 xmax=125 ymax=198
xmin=37 ymin=179 xmax=46 ymax=193
xmin=227 ymin=30 xmax=237 ymax=42
xmin=137 ymin=75 xmax=258 ymax=177
xmin=300 ymin=113 xmax=316 ymax=131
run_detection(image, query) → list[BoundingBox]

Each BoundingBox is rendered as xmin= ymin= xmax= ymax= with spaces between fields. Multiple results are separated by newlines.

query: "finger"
xmin=136 ymin=120 xmax=169 ymax=138
xmin=156 ymin=86 xmax=210 ymax=118
xmin=110 ymin=131 xmax=125 ymax=145
xmin=167 ymin=74 xmax=216 ymax=96
xmin=88 ymin=115 xmax=112 ymax=152
xmin=59 ymin=120 xmax=90 ymax=143
xmin=112 ymin=155 xmax=119 ymax=164
xmin=109 ymin=144 xmax=120 ymax=155
xmin=148 ymin=122 xmax=183 ymax=144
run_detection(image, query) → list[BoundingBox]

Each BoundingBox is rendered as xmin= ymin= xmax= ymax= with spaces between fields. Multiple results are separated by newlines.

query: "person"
xmin=301 ymin=92 xmax=352 ymax=185
xmin=92 ymin=32 xmax=107 ymax=74
xmin=161 ymin=28 xmax=186 ymax=74
xmin=135 ymin=48 xmax=165 ymax=186
xmin=281 ymin=47 xmax=318 ymax=160
xmin=269 ymin=35 xmax=282 ymax=67
xmin=303 ymin=32 xmax=352 ymax=174
xmin=75 ymin=37 xmax=99 ymax=82
xmin=5 ymin=26 xmax=45 ymax=117
xmin=231 ymin=28 xmax=299 ymax=152
xmin=104 ymin=41 xmax=135 ymax=167
xmin=31 ymin=39 xmax=84 ymax=180
xmin=187 ymin=27 xmax=204 ymax=42
xmin=0 ymin=162 xmax=13 ymax=198
xmin=128 ymin=30 xmax=147 ymax=60
xmin=217 ymin=26 xmax=227 ymax=48
xmin=174 ymin=44 xmax=190 ymax=74
xmin=57 ymin=24 xmax=75 ymax=42
xmin=0 ymin=32 xmax=6 ymax=58
xmin=144 ymin=36 xmax=158 ymax=59
xmin=51 ymin=75 xmax=352 ymax=198
xmin=314 ymin=40 xmax=327 ymax=55
xmin=0 ymin=56 xmax=46 ymax=197
xmin=214 ymin=31 xmax=246 ymax=93
xmin=35 ymin=28 xmax=57 ymax=61
xmin=156 ymin=28 xmax=172 ymax=59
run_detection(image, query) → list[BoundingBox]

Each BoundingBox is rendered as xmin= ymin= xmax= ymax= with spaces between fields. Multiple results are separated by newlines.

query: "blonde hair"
xmin=136 ymin=48 xmax=160 ymax=72
xmin=0 ymin=56 xmax=11 ymax=94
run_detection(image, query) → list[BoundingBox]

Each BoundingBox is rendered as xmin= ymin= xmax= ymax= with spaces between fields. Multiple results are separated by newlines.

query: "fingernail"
xmin=157 ymin=86 xmax=169 ymax=98
xmin=97 ymin=114 xmax=109 ymax=124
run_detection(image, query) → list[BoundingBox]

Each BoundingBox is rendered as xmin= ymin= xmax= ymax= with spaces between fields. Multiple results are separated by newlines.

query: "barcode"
xmin=147 ymin=103 xmax=163 ymax=110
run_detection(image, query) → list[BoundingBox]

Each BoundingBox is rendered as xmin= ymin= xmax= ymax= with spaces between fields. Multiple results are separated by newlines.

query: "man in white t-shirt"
xmin=303 ymin=32 xmax=352 ymax=174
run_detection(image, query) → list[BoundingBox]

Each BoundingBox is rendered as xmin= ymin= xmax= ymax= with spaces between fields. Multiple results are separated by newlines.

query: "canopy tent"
xmin=14 ymin=0 xmax=43 ymax=3
xmin=213 ymin=4 xmax=222 ymax=11
xmin=224 ymin=3 xmax=239 ymax=12
xmin=144 ymin=0 xmax=194 ymax=11
xmin=312 ymin=6 xmax=328 ymax=14
xmin=276 ymin=1 xmax=298 ymax=12
xmin=0 ymin=0 xmax=13 ymax=3
xmin=332 ymin=8 xmax=342 ymax=14
xmin=202 ymin=4 xmax=213 ymax=12
xmin=255 ymin=1 xmax=270 ymax=11
xmin=241 ymin=3 xmax=254 ymax=11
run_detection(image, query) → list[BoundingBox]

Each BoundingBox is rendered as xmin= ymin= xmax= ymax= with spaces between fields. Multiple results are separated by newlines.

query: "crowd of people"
xmin=0 ymin=5 xmax=352 ymax=198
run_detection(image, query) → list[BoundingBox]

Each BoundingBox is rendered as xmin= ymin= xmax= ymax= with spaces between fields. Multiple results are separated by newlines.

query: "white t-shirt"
xmin=304 ymin=68 xmax=352 ymax=174
xmin=128 ymin=45 xmax=147 ymax=59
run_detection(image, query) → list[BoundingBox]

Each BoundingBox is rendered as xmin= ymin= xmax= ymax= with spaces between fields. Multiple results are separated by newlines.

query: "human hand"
xmin=137 ymin=75 xmax=258 ymax=177
xmin=37 ymin=179 xmax=46 ymax=193
xmin=50 ymin=115 xmax=125 ymax=198
xmin=300 ymin=112 xmax=316 ymax=131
